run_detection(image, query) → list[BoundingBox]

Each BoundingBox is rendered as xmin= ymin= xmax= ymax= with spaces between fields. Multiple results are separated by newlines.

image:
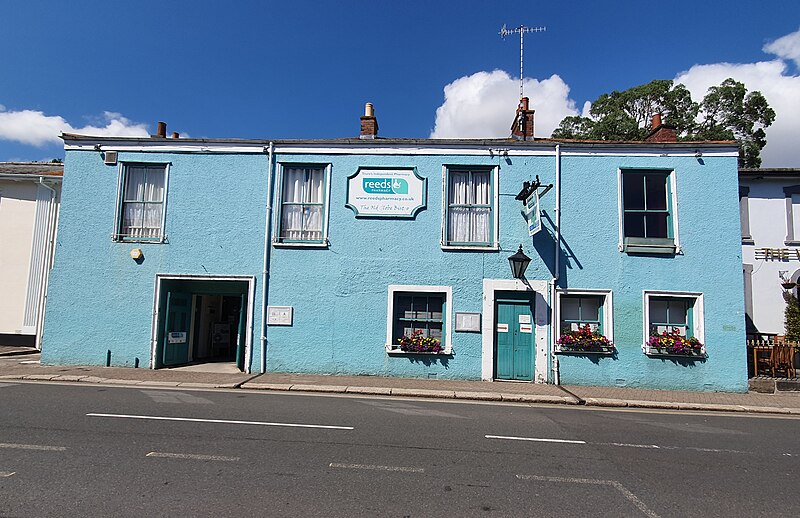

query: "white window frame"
xmin=441 ymin=165 xmax=499 ymax=251
xmin=273 ymin=163 xmax=332 ymax=248
xmin=617 ymin=168 xmax=681 ymax=254
xmin=642 ymin=290 xmax=704 ymax=355
xmin=554 ymin=289 xmax=613 ymax=353
xmin=113 ymin=162 xmax=170 ymax=243
xmin=385 ymin=285 xmax=453 ymax=354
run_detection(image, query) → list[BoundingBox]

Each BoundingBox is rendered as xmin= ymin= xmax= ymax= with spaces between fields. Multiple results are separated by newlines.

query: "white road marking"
xmin=0 ymin=443 xmax=66 ymax=451
xmin=607 ymin=442 xmax=660 ymax=449
xmin=141 ymin=390 xmax=213 ymax=404
xmin=86 ymin=413 xmax=354 ymax=430
xmin=329 ymin=463 xmax=424 ymax=473
xmin=485 ymin=435 xmax=586 ymax=444
xmin=0 ymin=471 xmax=16 ymax=477
xmin=517 ymin=475 xmax=660 ymax=518
xmin=146 ymin=452 xmax=239 ymax=461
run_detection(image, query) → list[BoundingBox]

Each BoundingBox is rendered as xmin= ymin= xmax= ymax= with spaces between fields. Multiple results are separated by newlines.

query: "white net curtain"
xmin=448 ymin=171 xmax=491 ymax=244
xmin=120 ymin=165 xmax=165 ymax=239
xmin=280 ymin=167 xmax=324 ymax=241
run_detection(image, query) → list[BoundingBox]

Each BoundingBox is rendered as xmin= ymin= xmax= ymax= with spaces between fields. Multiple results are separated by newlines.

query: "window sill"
xmin=621 ymin=242 xmax=677 ymax=255
xmin=273 ymin=241 xmax=329 ymax=249
xmin=644 ymin=347 xmax=706 ymax=359
xmin=555 ymin=347 xmax=615 ymax=356
xmin=113 ymin=236 xmax=166 ymax=244
xmin=441 ymin=244 xmax=499 ymax=252
xmin=385 ymin=345 xmax=452 ymax=355
xmin=784 ymin=240 xmax=800 ymax=247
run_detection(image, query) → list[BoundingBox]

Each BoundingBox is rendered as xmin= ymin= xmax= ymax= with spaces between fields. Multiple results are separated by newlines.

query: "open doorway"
xmin=153 ymin=276 xmax=253 ymax=371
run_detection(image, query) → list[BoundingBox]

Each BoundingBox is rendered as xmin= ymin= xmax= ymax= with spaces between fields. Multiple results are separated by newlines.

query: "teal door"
xmin=163 ymin=292 xmax=192 ymax=366
xmin=494 ymin=296 xmax=534 ymax=381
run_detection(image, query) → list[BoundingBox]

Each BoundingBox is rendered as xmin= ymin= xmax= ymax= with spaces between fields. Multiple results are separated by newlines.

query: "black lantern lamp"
xmin=508 ymin=245 xmax=531 ymax=279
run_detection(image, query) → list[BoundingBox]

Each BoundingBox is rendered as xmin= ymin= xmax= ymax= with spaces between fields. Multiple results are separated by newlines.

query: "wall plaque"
xmin=346 ymin=167 xmax=426 ymax=218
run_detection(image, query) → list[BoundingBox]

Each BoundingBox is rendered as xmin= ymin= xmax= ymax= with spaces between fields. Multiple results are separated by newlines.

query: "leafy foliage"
xmin=784 ymin=293 xmax=800 ymax=341
xmin=397 ymin=329 xmax=443 ymax=353
xmin=647 ymin=328 xmax=703 ymax=355
xmin=551 ymin=78 xmax=775 ymax=168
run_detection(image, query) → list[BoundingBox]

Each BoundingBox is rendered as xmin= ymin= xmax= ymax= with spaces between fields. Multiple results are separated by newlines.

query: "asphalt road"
xmin=0 ymin=381 xmax=798 ymax=517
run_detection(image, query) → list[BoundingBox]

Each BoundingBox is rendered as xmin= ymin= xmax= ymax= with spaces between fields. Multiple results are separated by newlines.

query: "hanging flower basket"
xmin=647 ymin=328 xmax=704 ymax=356
xmin=396 ymin=329 xmax=443 ymax=353
xmin=557 ymin=324 xmax=615 ymax=354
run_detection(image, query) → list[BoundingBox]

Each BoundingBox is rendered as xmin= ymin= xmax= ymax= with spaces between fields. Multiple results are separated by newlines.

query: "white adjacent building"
xmin=740 ymin=168 xmax=800 ymax=338
xmin=0 ymin=163 xmax=62 ymax=347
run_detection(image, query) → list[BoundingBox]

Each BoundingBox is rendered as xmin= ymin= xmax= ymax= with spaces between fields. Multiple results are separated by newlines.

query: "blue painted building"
xmin=41 ymin=104 xmax=747 ymax=391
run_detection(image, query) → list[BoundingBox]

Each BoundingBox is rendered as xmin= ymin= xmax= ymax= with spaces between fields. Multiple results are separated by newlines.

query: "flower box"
xmin=394 ymin=329 xmax=444 ymax=353
xmin=556 ymin=325 xmax=615 ymax=355
xmin=645 ymin=329 xmax=705 ymax=357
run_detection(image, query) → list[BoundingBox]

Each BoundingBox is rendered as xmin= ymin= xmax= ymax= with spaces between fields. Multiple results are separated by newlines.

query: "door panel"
xmin=163 ymin=291 xmax=192 ymax=366
xmin=494 ymin=297 xmax=534 ymax=381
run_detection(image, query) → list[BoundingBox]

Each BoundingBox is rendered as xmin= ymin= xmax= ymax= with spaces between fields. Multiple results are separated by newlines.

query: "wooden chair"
xmin=755 ymin=347 xmax=774 ymax=377
xmin=772 ymin=345 xmax=796 ymax=378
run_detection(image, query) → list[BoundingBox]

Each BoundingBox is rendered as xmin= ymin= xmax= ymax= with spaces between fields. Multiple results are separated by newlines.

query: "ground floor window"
xmin=556 ymin=290 xmax=614 ymax=353
xmin=643 ymin=291 xmax=704 ymax=356
xmin=386 ymin=285 xmax=452 ymax=353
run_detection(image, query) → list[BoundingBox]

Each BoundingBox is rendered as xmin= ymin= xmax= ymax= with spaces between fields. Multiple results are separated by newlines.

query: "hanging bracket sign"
xmin=525 ymin=189 xmax=541 ymax=236
xmin=346 ymin=167 xmax=427 ymax=218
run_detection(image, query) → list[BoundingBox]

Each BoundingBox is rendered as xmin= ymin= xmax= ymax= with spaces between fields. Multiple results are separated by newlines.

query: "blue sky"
xmin=2 ymin=1 xmax=799 ymax=165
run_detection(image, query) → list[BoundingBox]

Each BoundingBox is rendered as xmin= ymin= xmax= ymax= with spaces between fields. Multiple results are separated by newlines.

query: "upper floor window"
xmin=444 ymin=167 xmax=496 ymax=248
xmin=115 ymin=163 xmax=168 ymax=242
xmin=620 ymin=169 xmax=677 ymax=254
xmin=276 ymin=165 xmax=329 ymax=245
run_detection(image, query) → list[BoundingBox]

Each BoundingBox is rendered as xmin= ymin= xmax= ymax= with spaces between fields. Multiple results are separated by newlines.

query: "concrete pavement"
xmin=1 ymin=347 xmax=798 ymax=415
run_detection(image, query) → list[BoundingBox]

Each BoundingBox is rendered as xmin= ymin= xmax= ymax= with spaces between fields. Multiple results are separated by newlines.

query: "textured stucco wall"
xmin=265 ymin=152 xmax=555 ymax=380
xmin=41 ymin=151 xmax=267 ymax=369
xmin=42 ymin=144 xmax=746 ymax=391
xmin=554 ymin=154 xmax=747 ymax=391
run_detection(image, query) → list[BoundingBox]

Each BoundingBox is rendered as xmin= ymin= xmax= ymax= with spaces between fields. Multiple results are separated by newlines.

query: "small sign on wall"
xmin=455 ymin=312 xmax=481 ymax=332
xmin=168 ymin=332 xmax=187 ymax=344
xmin=267 ymin=306 xmax=293 ymax=326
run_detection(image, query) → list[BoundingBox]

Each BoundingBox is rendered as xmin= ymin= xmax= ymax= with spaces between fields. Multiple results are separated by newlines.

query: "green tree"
xmin=552 ymin=78 xmax=775 ymax=168
xmin=785 ymin=293 xmax=800 ymax=341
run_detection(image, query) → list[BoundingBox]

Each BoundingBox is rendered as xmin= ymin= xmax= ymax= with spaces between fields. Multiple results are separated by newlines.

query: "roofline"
xmin=60 ymin=133 xmax=738 ymax=150
xmin=740 ymin=167 xmax=800 ymax=178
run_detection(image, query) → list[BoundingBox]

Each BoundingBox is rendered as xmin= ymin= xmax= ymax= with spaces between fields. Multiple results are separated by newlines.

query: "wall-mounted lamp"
xmin=508 ymin=245 xmax=531 ymax=279
xmin=130 ymin=248 xmax=144 ymax=261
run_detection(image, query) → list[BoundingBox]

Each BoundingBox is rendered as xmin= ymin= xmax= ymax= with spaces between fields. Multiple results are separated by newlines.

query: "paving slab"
xmin=79 ymin=376 xmax=110 ymax=384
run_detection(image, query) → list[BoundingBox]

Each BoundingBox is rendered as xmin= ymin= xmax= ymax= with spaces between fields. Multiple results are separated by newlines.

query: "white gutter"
xmin=35 ymin=177 xmax=58 ymax=350
xmin=552 ymin=144 xmax=562 ymax=385
xmin=260 ymin=142 xmax=275 ymax=374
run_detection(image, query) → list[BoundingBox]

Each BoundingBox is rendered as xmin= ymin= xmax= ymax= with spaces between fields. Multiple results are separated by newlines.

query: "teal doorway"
xmin=494 ymin=293 xmax=534 ymax=381
xmin=156 ymin=278 xmax=251 ymax=371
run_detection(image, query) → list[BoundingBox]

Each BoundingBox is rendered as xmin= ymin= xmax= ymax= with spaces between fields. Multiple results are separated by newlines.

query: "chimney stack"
xmin=511 ymin=97 xmax=535 ymax=140
xmin=153 ymin=121 xmax=167 ymax=138
xmin=171 ymin=132 xmax=180 ymax=139
xmin=360 ymin=102 xmax=379 ymax=139
xmin=645 ymin=113 xmax=677 ymax=143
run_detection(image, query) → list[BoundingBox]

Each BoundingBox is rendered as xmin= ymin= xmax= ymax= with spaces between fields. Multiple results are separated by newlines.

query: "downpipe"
xmin=552 ymin=144 xmax=562 ymax=385
xmin=260 ymin=142 xmax=275 ymax=374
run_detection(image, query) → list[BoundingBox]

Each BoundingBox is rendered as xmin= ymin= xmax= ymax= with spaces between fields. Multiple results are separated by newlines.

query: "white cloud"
xmin=0 ymin=109 xmax=150 ymax=147
xmin=675 ymin=59 xmax=800 ymax=167
xmin=763 ymin=27 xmax=800 ymax=68
xmin=430 ymin=70 xmax=578 ymax=139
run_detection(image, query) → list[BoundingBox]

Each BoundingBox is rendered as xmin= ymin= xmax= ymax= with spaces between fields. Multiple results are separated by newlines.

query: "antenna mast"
xmin=499 ymin=24 xmax=546 ymax=99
